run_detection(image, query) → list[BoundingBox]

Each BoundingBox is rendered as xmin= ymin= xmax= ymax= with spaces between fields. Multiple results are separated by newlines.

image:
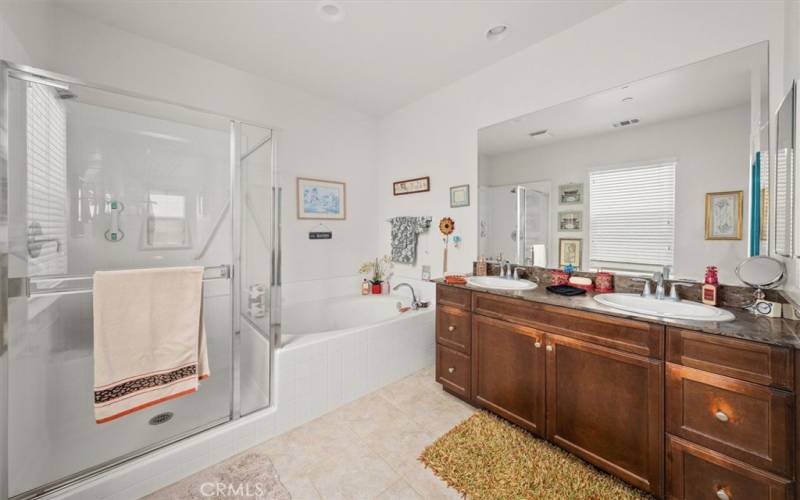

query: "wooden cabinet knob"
xmin=448 ymin=367 xmax=455 ymax=374
xmin=448 ymin=325 xmax=455 ymax=332
xmin=716 ymin=488 xmax=730 ymax=500
xmin=534 ymin=341 xmax=542 ymax=348
xmin=546 ymin=345 xmax=554 ymax=352
xmin=715 ymin=410 xmax=729 ymax=422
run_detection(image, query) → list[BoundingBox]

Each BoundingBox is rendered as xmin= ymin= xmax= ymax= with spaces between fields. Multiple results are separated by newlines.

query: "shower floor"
xmin=147 ymin=366 xmax=469 ymax=499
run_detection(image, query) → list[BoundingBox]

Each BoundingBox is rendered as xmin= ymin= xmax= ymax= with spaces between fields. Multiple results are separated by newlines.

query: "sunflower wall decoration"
xmin=439 ymin=217 xmax=455 ymax=273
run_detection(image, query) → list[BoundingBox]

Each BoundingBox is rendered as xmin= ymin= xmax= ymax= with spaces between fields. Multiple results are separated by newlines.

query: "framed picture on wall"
xmin=559 ymin=183 xmax=583 ymax=204
xmin=297 ymin=177 xmax=346 ymax=220
xmin=559 ymin=238 xmax=582 ymax=268
xmin=558 ymin=211 xmax=582 ymax=232
xmin=393 ymin=176 xmax=430 ymax=196
xmin=705 ymin=190 xmax=743 ymax=240
xmin=449 ymin=184 xmax=470 ymax=208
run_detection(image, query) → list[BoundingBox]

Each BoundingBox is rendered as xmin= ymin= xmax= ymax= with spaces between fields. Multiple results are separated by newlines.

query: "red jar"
xmin=596 ymin=272 xmax=614 ymax=293
xmin=371 ymin=282 xmax=383 ymax=294
xmin=551 ymin=270 xmax=570 ymax=286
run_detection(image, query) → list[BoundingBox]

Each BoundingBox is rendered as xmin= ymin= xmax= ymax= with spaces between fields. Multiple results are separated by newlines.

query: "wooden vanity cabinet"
xmin=434 ymin=284 xmax=797 ymax=499
xmin=472 ymin=314 xmax=546 ymax=436
xmin=546 ymin=333 xmax=663 ymax=494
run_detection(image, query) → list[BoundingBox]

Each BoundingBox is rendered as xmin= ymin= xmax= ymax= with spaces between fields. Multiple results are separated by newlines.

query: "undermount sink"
xmin=466 ymin=276 xmax=538 ymax=291
xmin=594 ymin=293 xmax=735 ymax=322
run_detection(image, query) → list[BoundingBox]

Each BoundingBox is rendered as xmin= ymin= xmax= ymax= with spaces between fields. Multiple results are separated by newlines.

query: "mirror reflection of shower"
xmin=479 ymin=181 xmax=550 ymax=266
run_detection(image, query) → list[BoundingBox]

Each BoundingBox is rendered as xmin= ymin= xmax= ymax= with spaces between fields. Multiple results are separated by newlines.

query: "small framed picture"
xmin=705 ymin=191 xmax=743 ymax=240
xmin=558 ymin=211 xmax=582 ymax=232
xmin=450 ymin=184 xmax=470 ymax=208
xmin=297 ymin=177 xmax=346 ymax=220
xmin=393 ymin=176 xmax=430 ymax=196
xmin=559 ymin=238 xmax=582 ymax=268
xmin=559 ymin=183 xmax=583 ymax=205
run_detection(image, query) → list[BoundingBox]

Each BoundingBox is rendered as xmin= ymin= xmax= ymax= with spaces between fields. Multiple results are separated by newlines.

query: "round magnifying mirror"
xmin=735 ymin=256 xmax=785 ymax=289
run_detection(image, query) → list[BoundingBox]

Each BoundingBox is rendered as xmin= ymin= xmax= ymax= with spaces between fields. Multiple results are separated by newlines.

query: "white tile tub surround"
xmin=45 ymin=278 xmax=435 ymax=500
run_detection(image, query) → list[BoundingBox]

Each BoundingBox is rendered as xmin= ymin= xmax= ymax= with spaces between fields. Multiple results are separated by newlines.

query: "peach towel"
xmin=93 ymin=266 xmax=209 ymax=424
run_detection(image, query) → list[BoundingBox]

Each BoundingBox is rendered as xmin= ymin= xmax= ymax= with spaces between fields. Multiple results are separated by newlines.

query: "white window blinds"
xmin=27 ymin=83 xmax=68 ymax=276
xmin=589 ymin=162 xmax=675 ymax=271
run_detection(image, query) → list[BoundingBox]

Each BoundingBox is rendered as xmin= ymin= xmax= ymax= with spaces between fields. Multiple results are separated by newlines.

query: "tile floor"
xmin=149 ymin=366 xmax=473 ymax=499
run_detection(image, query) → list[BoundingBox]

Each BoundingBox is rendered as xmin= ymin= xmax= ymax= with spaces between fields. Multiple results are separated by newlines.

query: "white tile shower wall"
xmin=46 ymin=309 xmax=434 ymax=500
xmin=375 ymin=0 xmax=786 ymax=280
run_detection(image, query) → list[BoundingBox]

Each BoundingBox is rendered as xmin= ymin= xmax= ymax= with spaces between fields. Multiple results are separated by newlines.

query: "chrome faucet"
xmin=393 ymin=283 xmax=426 ymax=309
xmin=652 ymin=271 xmax=666 ymax=300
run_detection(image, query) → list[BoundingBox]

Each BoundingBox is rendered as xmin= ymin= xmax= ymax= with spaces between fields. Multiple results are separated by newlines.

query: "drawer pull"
xmin=546 ymin=345 xmax=554 ymax=352
xmin=448 ymin=325 xmax=456 ymax=332
xmin=534 ymin=341 xmax=542 ymax=348
xmin=448 ymin=367 xmax=455 ymax=374
xmin=714 ymin=410 xmax=729 ymax=422
xmin=716 ymin=488 xmax=730 ymax=500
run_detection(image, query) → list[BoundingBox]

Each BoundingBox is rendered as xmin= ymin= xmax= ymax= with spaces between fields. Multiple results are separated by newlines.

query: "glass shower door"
xmin=6 ymin=74 xmax=235 ymax=498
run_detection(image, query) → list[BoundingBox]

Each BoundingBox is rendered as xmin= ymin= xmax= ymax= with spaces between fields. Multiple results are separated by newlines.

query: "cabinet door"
xmin=472 ymin=315 xmax=546 ymax=436
xmin=546 ymin=333 xmax=663 ymax=496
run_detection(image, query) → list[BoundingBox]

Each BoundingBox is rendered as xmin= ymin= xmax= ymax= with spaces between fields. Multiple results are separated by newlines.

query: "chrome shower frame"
xmin=0 ymin=60 xmax=282 ymax=500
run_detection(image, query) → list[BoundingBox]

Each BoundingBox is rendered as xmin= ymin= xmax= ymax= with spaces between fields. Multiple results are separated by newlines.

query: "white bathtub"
xmin=281 ymin=294 xmax=431 ymax=342
xmin=274 ymin=288 xmax=435 ymax=430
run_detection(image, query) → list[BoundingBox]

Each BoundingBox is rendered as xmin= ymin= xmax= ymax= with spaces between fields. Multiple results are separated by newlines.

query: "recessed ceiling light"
xmin=317 ymin=1 xmax=345 ymax=22
xmin=622 ymin=97 xmax=634 ymax=103
xmin=486 ymin=25 xmax=509 ymax=41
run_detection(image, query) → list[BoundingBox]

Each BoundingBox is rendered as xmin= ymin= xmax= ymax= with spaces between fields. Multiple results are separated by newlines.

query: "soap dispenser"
xmin=702 ymin=266 xmax=719 ymax=306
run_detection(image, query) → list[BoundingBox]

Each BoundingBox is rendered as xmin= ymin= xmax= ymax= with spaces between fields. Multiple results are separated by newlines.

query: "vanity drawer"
xmin=667 ymin=435 xmax=792 ymax=500
xmin=436 ymin=305 xmax=471 ymax=354
xmin=437 ymin=284 xmax=471 ymax=310
xmin=472 ymin=292 xmax=663 ymax=358
xmin=666 ymin=363 xmax=793 ymax=476
xmin=667 ymin=327 xmax=793 ymax=390
xmin=436 ymin=344 xmax=470 ymax=399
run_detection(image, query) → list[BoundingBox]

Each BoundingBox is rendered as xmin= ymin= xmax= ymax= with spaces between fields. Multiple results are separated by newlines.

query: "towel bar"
xmin=8 ymin=264 xmax=231 ymax=298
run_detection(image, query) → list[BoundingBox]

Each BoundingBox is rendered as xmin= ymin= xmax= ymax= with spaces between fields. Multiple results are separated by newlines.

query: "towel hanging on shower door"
xmin=92 ymin=266 xmax=209 ymax=424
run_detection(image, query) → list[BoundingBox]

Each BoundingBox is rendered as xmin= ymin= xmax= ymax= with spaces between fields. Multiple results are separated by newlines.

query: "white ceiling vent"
xmin=528 ymin=129 xmax=551 ymax=139
xmin=612 ymin=118 xmax=640 ymax=128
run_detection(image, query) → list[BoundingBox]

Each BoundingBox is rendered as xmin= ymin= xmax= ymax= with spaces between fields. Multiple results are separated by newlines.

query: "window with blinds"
xmin=589 ymin=162 xmax=676 ymax=272
xmin=27 ymin=83 xmax=68 ymax=276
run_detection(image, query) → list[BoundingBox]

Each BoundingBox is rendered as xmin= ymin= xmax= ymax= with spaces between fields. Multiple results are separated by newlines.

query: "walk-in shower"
xmin=0 ymin=62 xmax=278 ymax=499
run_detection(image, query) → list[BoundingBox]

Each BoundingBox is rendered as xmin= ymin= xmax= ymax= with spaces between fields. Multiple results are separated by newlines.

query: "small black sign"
xmin=309 ymin=231 xmax=332 ymax=240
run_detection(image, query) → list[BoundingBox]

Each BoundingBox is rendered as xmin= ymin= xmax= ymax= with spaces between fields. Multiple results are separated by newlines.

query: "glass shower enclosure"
xmin=0 ymin=62 xmax=278 ymax=499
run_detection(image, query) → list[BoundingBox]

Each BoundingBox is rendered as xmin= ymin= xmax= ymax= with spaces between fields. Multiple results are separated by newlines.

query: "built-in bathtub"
xmin=274 ymin=285 xmax=436 ymax=430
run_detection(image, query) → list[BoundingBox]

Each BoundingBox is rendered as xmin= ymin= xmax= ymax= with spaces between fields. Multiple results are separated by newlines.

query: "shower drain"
xmin=149 ymin=412 xmax=174 ymax=426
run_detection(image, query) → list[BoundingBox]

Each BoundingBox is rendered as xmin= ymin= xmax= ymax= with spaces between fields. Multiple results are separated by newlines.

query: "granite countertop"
xmin=435 ymin=279 xmax=800 ymax=349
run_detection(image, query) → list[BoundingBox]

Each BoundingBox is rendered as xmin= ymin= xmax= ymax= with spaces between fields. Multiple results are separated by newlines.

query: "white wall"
xmin=484 ymin=105 xmax=750 ymax=284
xmin=376 ymin=0 xmax=786 ymax=281
xmin=0 ymin=3 xmax=380 ymax=286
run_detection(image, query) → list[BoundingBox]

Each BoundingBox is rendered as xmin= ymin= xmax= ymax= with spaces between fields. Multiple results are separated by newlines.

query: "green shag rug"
xmin=419 ymin=411 xmax=651 ymax=500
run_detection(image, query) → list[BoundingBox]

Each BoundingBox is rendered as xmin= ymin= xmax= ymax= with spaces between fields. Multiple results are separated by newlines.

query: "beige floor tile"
xmin=308 ymin=441 xmax=401 ymax=500
xmin=374 ymin=478 xmax=424 ymax=500
xmin=277 ymin=474 xmax=322 ymax=500
xmin=359 ymin=414 xmax=438 ymax=472
xmin=395 ymin=457 xmax=463 ymax=500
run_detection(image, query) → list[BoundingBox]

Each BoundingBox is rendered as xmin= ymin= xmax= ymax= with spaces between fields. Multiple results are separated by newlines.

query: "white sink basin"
xmin=594 ymin=293 xmax=735 ymax=322
xmin=466 ymin=276 xmax=538 ymax=291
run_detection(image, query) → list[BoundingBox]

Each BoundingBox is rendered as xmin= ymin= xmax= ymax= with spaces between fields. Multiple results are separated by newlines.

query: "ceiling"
xmin=479 ymin=41 xmax=769 ymax=156
xmin=54 ymin=0 xmax=621 ymax=116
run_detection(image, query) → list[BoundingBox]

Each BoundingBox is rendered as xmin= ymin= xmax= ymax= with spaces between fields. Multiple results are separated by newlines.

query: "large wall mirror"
xmin=478 ymin=41 xmax=769 ymax=284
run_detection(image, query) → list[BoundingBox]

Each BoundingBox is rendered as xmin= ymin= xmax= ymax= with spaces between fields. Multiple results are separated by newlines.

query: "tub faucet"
xmin=393 ymin=283 xmax=425 ymax=309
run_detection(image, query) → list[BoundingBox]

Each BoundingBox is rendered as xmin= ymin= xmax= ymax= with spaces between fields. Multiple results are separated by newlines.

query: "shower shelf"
xmin=9 ymin=264 xmax=231 ymax=298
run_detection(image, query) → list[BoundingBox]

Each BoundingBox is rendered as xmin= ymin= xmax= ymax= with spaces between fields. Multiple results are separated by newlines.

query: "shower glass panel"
xmin=2 ymin=68 xmax=274 ymax=499
xmin=238 ymin=122 xmax=272 ymax=416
